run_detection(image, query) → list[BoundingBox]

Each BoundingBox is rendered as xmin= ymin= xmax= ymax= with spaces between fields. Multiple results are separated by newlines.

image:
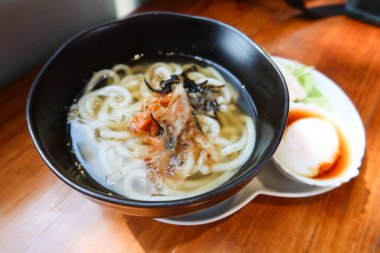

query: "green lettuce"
xmin=286 ymin=64 xmax=330 ymax=110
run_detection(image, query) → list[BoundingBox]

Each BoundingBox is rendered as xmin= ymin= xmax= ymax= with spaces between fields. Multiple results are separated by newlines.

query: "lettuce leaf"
xmin=285 ymin=64 xmax=330 ymax=110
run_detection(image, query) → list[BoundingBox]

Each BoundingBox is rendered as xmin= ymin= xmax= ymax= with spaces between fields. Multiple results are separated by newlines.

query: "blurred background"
xmin=0 ymin=0 xmax=151 ymax=89
xmin=1 ymin=0 xmax=378 ymax=89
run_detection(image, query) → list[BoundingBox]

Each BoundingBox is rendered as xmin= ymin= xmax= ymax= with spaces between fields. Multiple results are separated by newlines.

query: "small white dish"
xmin=156 ymin=56 xmax=366 ymax=226
xmin=273 ymin=102 xmax=360 ymax=187
xmin=273 ymin=57 xmax=365 ymax=187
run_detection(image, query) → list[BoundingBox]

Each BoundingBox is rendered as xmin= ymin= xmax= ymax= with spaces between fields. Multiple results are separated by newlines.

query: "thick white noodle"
xmin=187 ymin=72 xmax=207 ymax=80
xmin=71 ymin=62 xmax=255 ymax=200
xmin=121 ymin=170 xmax=235 ymax=201
xmin=181 ymin=153 xmax=195 ymax=177
xmin=206 ymin=66 xmax=225 ymax=82
xmin=211 ymin=117 xmax=255 ymax=172
xmin=198 ymin=115 xmax=220 ymax=137
xmin=169 ymin=63 xmax=182 ymax=75
xmin=77 ymin=93 xmax=99 ymax=120
xmin=84 ymin=70 xmax=120 ymax=95
xmin=221 ymin=126 xmax=247 ymax=157
xmin=112 ymin=64 xmax=132 ymax=76
xmin=210 ymin=136 xmax=232 ymax=146
xmin=95 ymin=85 xmax=133 ymax=108
xmin=193 ymin=151 xmax=209 ymax=175
xmin=120 ymin=74 xmax=144 ymax=89
xmin=195 ymin=77 xmax=224 ymax=87
xmin=222 ymin=83 xmax=232 ymax=104
xmin=97 ymin=128 xmax=133 ymax=141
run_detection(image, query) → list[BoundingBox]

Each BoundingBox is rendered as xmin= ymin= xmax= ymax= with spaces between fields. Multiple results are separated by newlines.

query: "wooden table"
xmin=1 ymin=1 xmax=379 ymax=252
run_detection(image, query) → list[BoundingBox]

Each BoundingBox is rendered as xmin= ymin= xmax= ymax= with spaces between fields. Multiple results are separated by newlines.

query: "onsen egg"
xmin=274 ymin=117 xmax=340 ymax=178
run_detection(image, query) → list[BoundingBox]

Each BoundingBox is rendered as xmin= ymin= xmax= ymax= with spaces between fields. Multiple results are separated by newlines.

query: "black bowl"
xmin=27 ymin=12 xmax=288 ymax=217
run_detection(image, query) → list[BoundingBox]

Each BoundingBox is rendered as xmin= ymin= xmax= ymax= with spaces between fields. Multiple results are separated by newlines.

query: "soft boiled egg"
xmin=274 ymin=117 xmax=340 ymax=177
xmin=273 ymin=102 xmax=357 ymax=187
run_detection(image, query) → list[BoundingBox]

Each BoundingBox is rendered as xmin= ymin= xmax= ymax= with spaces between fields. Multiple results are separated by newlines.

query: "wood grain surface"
xmin=1 ymin=0 xmax=379 ymax=252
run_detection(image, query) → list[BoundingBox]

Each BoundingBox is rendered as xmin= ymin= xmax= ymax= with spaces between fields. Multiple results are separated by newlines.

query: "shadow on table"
xmin=123 ymin=214 xmax=226 ymax=252
xmin=255 ymin=156 xmax=370 ymax=217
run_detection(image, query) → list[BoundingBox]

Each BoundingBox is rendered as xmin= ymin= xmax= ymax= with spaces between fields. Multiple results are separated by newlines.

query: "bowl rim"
xmin=26 ymin=11 xmax=289 ymax=209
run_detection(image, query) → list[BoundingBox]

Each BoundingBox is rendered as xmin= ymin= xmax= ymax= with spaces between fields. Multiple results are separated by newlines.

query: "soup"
xmin=68 ymin=57 xmax=255 ymax=201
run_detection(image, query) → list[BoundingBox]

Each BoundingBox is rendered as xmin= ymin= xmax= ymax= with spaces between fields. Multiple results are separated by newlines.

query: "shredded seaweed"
xmin=144 ymin=75 xmax=180 ymax=95
xmin=165 ymin=125 xmax=175 ymax=151
xmin=144 ymin=78 xmax=165 ymax=94
xmin=145 ymin=68 xmax=225 ymax=121
xmin=150 ymin=113 xmax=164 ymax=136
xmin=180 ymin=71 xmax=202 ymax=93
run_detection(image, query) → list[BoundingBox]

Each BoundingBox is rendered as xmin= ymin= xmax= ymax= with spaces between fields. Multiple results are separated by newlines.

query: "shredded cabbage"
xmin=286 ymin=64 xmax=330 ymax=109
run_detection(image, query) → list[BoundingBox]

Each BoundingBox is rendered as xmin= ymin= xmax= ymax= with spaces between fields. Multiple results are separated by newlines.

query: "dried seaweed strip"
xmin=150 ymin=113 xmax=164 ymax=136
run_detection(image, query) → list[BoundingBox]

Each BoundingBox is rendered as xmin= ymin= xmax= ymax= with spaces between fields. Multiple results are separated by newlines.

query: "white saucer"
xmin=156 ymin=57 xmax=366 ymax=226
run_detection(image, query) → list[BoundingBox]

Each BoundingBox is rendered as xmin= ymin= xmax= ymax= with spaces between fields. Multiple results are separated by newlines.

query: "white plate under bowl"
xmin=156 ymin=56 xmax=366 ymax=226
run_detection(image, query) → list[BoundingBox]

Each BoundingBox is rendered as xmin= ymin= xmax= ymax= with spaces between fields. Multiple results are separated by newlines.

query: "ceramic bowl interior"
xmin=27 ymin=12 xmax=288 ymax=217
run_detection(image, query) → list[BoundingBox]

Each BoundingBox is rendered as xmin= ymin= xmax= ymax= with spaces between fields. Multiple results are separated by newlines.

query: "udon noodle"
xmin=68 ymin=61 xmax=255 ymax=201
